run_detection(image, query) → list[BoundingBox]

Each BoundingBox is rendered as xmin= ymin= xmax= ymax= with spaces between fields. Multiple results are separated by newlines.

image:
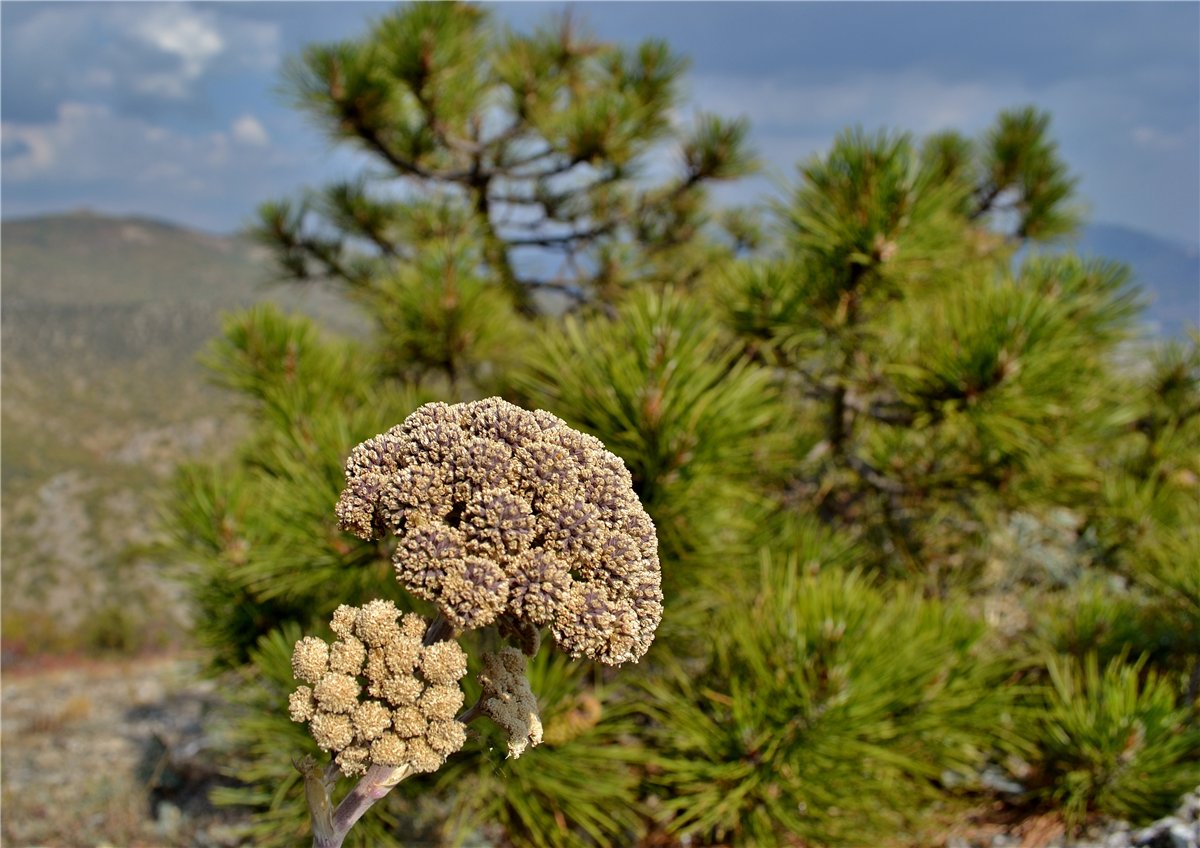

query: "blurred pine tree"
xmin=167 ymin=3 xmax=1200 ymax=844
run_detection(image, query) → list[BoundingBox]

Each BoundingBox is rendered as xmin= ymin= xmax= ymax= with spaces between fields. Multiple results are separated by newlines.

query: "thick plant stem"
xmin=422 ymin=614 xmax=456 ymax=646
xmin=302 ymin=706 xmax=489 ymax=846
xmin=308 ymin=763 xmax=412 ymax=848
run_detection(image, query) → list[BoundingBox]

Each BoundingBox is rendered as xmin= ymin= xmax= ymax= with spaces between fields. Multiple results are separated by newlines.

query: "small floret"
xmin=309 ymin=711 xmax=353 ymax=751
xmin=419 ymin=684 xmax=465 ymax=721
xmin=335 ymin=745 xmax=369 ymax=776
xmin=288 ymin=686 xmax=316 ymax=722
xmin=351 ymin=701 xmax=392 ymax=741
xmin=354 ymin=599 xmax=403 ymax=647
xmin=370 ymin=732 xmax=408 ymax=767
xmin=313 ymin=673 xmax=359 ymax=714
xmin=292 ymin=637 xmax=329 ymax=684
xmin=379 ymin=674 xmax=423 ymax=707
xmin=329 ymin=605 xmax=358 ymax=639
xmin=426 ymin=719 xmax=468 ymax=755
xmin=392 ymin=705 xmax=427 ymax=739
xmin=329 ymin=636 xmax=366 ymax=675
xmin=405 ymin=738 xmax=443 ymax=774
xmin=419 ymin=640 xmax=469 ymax=686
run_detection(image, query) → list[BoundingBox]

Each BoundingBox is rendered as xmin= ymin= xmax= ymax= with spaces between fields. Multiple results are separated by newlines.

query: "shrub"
xmin=1027 ymin=653 xmax=1200 ymax=829
xmin=644 ymin=558 xmax=1017 ymax=846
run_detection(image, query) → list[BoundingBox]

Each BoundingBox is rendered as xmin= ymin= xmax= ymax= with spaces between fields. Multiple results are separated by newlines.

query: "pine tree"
xmin=170 ymin=4 xmax=755 ymax=844
xmin=715 ymin=111 xmax=1143 ymax=587
xmin=169 ymin=4 xmax=1200 ymax=844
xmin=253 ymin=2 xmax=754 ymax=387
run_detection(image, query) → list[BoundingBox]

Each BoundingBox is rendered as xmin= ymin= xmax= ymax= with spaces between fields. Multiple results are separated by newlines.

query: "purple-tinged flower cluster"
xmin=336 ymin=398 xmax=662 ymax=665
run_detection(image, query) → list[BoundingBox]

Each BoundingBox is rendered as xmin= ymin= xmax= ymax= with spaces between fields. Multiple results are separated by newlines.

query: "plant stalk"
xmin=308 ymin=763 xmax=412 ymax=848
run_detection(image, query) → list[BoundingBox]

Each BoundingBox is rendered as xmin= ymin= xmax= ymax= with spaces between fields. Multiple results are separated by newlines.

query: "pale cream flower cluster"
xmin=289 ymin=600 xmax=469 ymax=776
xmin=335 ymin=397 xmax=662 ymax=666
xmin=478 ymin=648 xmax=543 ymax=759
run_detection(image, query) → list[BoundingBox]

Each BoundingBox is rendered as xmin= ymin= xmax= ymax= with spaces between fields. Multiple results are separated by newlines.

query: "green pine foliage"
xmin=976 ymin=106 xmax=1081 ymax=241
xmin=644 ymin=558 xmax=1018 ymax=846
xmin=1027 ymin=653 xmax=1200 ymax=829
xmin=517 ymin=287 xmax=781 ymax=577
xmin=1028 ymin=576 xmax=1165 ymax=670
xmin=163 ymin=3 xmax=1200 ymax=845
xmin=715 ymin=113 xmax=1151 ymax=586
xmin=169 ymin=305 xmax=431 ymax=668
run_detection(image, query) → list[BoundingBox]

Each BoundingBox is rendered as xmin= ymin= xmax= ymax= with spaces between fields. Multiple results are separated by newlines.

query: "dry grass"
xmin=24 ymin=693 xmax=93 ymax=735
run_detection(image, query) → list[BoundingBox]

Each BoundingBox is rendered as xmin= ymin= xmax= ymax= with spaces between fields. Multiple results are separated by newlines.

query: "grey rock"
xmin=979 ymin=764 xmax=1027 ymax=796
xmin=155 ymin=800 xmax=183 ymax=838
xmin=1167 ymin=822 xmax=1196 ymax=848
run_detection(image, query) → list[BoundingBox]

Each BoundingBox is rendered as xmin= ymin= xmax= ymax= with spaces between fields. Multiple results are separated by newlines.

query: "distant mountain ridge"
xmin=1 ymin=211 xmax=273 ymax=307
xmin=0 ymin=211 xmax=355 ymax=656
xmin=1064 ymin=222 xmax=1199 ymax=338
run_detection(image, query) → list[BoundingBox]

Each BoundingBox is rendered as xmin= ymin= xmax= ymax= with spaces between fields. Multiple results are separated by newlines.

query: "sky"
xmin=2 ymin=2 xmax=1198 ymax=248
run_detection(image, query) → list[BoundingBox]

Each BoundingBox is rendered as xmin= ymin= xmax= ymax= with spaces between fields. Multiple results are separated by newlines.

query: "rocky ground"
xmin=1 ymin=654 xmax=248 ymax=847
xmin=1 ymin=653 xmax=1197 ymax=848
xmin=944 ymin=791 xmax=1200 ymax=848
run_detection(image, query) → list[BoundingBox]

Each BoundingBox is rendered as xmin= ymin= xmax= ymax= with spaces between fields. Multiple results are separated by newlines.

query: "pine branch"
xmin=844 ymin=451 xmax=907 ymax=495
xmin=525 ymin=277 xmax=589 ymax=304
xmin=843 ymin=394 xmax=918 ymax=426
xmin=355 ymin=121 xmax=476 ymax=185
xmin=969 ymin=183 xmax=1004 ymax=221
xmin=506 ymin=223 xmax=616 ymax=247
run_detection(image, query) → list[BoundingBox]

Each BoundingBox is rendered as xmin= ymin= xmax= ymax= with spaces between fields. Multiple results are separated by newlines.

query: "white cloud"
xmin=1 ymin=101 xmax=287 ymax=188
xmin=1131 ymin=125 xmax=1186 ymax=151
xmin=131 ymin=6 xmax=225 ymax=98
xmin=83 ymin=68 xmax=116 ymax=90
xmin=3 ymin=102 xmax=103 ymax=179
xmin=3 ymin=5 xmax=282 ymax=113
xmin=231 ymin=115 xmax=270 ymax=147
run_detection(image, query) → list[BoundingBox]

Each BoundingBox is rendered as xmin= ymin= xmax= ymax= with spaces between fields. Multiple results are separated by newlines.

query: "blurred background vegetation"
xmin=3 ymin=3 xmax=1197 ymax=846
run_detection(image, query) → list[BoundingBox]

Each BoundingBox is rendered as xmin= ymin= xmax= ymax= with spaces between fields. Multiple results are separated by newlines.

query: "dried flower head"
xmin=292 ymin=637 xmax=330 ymax=685
xmin=289 ymin=601 xmax=470 ymax=776
xmin=336 ymin=398 xmax=663 ymax=665
xmin=478 ymin=648 xmax=544 ymax=759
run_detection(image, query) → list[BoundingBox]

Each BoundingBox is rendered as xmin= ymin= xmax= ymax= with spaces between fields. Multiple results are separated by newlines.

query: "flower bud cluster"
xmin=336 ymin=398 xmax=662 ymax=666
xmin=289 ymin=600 xmax=469 ymax=776
xmin=478 ymin=648 xmax=543 ymax=759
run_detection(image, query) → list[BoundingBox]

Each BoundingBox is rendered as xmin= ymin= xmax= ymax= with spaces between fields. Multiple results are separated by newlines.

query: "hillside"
xmin=0 ymin=212 xmax=357 ymax=656
xmin=1 ymin=212 xmax=271 ymax=306
xmin=1068 ymin=223 xmax=1198 ymax=337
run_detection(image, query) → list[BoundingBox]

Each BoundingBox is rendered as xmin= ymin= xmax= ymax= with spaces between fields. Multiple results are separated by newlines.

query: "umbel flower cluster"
xmin=335 ymin=397 xmax=663 ymax=666
xmin=287 ymin=399 xmax=663 ymax=840
xmin=289 ymin=600 xmax=469 ymax=776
